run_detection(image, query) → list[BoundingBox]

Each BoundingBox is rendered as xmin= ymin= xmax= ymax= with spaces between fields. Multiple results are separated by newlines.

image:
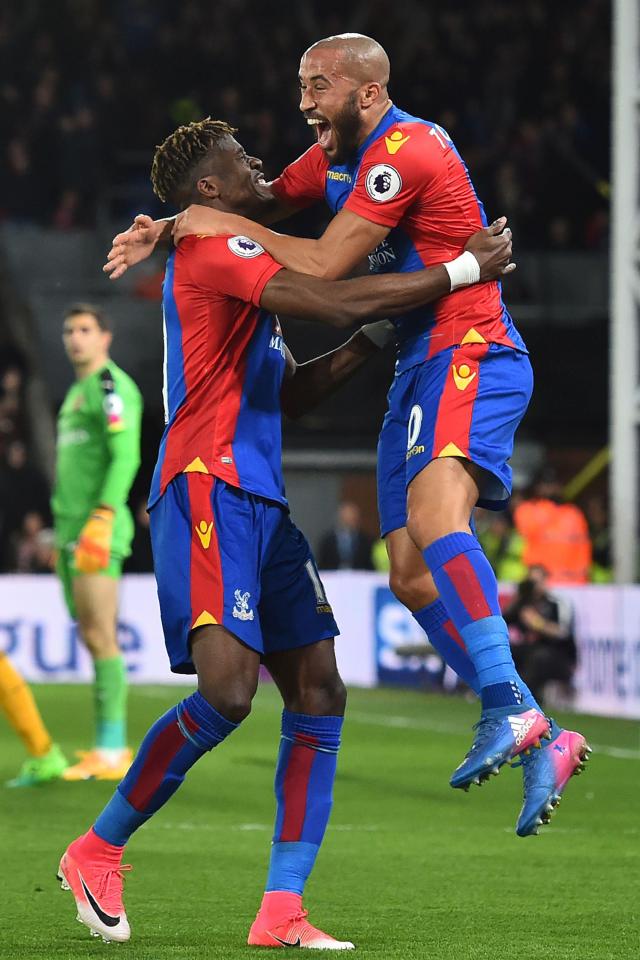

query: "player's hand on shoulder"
xmin=464 ymin=216 xmax=516 ymax=283
xmin=103 ymin=214 xmax=170 ymax=280
xmin=172 ymin=205 xmax=248 ymax=244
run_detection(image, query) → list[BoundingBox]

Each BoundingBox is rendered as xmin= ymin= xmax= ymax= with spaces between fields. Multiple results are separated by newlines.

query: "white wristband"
xmin=444 ymin=251 xmax=480 ymax=291
xmin=359 ymin=319 xmax=396 ymax=349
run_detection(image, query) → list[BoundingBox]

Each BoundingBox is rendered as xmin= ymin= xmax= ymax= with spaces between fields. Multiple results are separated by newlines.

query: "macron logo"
xmin=508 ymin=714 xmax=535 ymax=747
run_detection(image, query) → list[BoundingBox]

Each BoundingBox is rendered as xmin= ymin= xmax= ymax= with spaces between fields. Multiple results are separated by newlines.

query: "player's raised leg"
xmin=249 ymin=638 xmax=353 ymax=950
xmin=386 ymin=531 xmax=590 ymax=830
xmin=407 ymin=457 xmax=549 ymax=788
xmin=1 ymin=653 xmax=68 ymax=786
xmin=58 ymin=624 xmax=253 ymax=942
xmin=377 ymin=399 xmax=481 ymax=692
xmin=62 ymin=573 xmax=131 ymax=780
xmin=384 ymin=353 xmax=589 ymax=824
xmin=386 ymin=528 xmax=480 ymax=692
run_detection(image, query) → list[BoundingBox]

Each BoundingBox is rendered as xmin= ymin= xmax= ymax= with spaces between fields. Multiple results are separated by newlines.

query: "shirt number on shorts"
xmin=407 ymin=404 xmax=423 ymax=450
xmin=305 ymin=559 xmax=328 ymax=604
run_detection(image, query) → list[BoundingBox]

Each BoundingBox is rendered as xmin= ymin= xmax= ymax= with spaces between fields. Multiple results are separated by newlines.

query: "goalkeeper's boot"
xmin=57 ymin=829 xmax=131 ymax=943
xmin=248 ymin=892 xmax=355 ymax=950
xmin=515 ymin=724 xmax=592 ymax=836
xmin=62 ymin=748 xmax=132 ymax=781
xmin=6 ymin=743 xmax=68 ymax=787
xmin=450 ymin=707 xmax=550 ymax=790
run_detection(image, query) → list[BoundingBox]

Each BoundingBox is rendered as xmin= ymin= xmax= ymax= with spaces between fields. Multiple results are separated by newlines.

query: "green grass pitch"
xmin=2 ymin=684 xmax=638 ymax=960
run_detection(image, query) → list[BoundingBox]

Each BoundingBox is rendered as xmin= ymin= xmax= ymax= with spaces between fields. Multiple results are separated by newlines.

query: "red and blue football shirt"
xmin=272 ymin=104 xmax=526 ymax=373
xmin=148 ymin=234 xmax=286 ymax=509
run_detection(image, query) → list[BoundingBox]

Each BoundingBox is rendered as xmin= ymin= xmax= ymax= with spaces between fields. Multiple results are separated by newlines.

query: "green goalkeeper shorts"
xmin=54 ymin=508 xmax=134 ymax=619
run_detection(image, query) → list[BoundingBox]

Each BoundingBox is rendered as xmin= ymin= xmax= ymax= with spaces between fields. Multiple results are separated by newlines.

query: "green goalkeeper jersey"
xmin=52 ymin=362 xmax=142 ymax=524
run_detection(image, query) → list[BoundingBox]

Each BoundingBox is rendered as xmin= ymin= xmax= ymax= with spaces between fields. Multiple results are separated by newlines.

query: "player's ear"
xmin=360 ymin=82 xmax=382 ymax=109
xmin=196 ymin=176 xmax=221 ymax=201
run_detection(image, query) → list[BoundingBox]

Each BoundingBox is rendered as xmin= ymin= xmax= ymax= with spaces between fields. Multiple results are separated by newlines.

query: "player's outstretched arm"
xmin=173 ymin=206 xmax=388 ymax=280
xmin=280 ymin=321 xmax=394 ymax=419
xmin=261 ymin=220 xmax=514 ymax=329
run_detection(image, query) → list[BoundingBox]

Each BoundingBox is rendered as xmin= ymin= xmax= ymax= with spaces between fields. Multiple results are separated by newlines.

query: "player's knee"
xmin=324 ymin=674 xmax=347 ymax=716
xmin=288 ymin=671 xmax=347 ymax=717
xmin=405 ymin=507 xmax=440 ymax=551
xmin=389 ymin=568 xmax=437 ymax=612
xmin=78 ymin=622 xmax=116 ymax=658
xmin=198 ymin=680 xmax=253 ymax=724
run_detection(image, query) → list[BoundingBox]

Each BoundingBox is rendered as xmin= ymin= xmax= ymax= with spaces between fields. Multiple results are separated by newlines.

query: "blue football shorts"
xmin=377 ymin=342 xmax=534 ymax=537
xmin=149 ymin=473 xmax=339 ymax=673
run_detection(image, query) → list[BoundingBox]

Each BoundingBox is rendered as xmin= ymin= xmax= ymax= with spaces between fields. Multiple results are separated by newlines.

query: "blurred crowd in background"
xmin=0 ymin=0 xmax=609 ymax=248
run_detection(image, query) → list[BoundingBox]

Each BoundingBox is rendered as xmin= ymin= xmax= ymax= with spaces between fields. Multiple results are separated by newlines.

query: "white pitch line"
xmin=589 ymin=743 xmax=640 ymax=760
xmin=347 ymin=710 xmax=640 ymax=760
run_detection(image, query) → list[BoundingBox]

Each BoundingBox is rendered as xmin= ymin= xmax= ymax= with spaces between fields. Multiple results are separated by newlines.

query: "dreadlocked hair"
xmin=151 ymin=118 xmax=238 ymax=204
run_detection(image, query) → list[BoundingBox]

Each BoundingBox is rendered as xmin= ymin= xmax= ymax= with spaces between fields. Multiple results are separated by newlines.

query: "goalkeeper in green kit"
xmin=53 ymin=304 xmax=142 ymax=781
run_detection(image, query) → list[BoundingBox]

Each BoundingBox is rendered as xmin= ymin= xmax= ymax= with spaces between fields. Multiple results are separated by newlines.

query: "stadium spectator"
xmin=7 ymin=509 xmax=46 ymax=573
xmin=585 ymin=493 xmax=613 ymax=582
xmin=8 ymin=514 xmax=55 ymax=573
xmin=371 ymin=537 xmax=390 ymax=573
xmin=0 ymin=364 xmax=27 ymax=454
xmin=513 ymin=470 xmax=592 ymax=584
xmin=477 ymin=510 xmax=527 ymax=583
xmin=504 ymin=564 xmax=576 ymax=706
xmin=0 ymin=439 xmax=51 ymax=570
xmin=317 ymin=500 xmax=374 ymax=571
xmin=31 ymin=526 xmax=57 ymax=573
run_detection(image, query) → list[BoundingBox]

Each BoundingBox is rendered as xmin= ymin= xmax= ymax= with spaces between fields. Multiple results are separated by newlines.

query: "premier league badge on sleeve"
xmin=365 ymin=164 xmax=402 ymax=202
xmin=227 ymin=236 xmax=265 ymax=258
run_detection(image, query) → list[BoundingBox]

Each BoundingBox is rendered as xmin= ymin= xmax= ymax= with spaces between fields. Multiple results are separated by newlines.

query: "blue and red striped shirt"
xmin=149 ymin=234 xmax=286 ymax=508
xmin=272 ymin=104 xmax=526 ymax=372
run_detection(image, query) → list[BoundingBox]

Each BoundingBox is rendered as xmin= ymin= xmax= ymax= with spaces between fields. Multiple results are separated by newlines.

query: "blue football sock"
xmin=412 ymin=599 xmax=541 ymax=709
xmin=413 ymin=599 xmax=480 ymax=693
xmin=94 ymin=690 xmax=238 ymax=847
xmin=424 ymin=533 xmax=538 ymax=711
xmin=266 ymin=711 xmax=343 ymax=896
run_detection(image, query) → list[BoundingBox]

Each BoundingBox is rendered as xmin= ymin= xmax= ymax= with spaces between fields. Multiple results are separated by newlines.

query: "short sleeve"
xmin=345 ymin=123 xmax=445 ymax=228
xmin=271 ymin=144 xmax=328 ymax=209
xmin=181 ymin=235 xmax=283 ymax=305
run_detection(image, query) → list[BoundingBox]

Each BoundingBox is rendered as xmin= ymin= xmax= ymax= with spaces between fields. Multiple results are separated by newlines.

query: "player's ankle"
xmin=80 ymin=826 xmax=126 ymax=861
xmin=259 ymin=890 xmax=303 ymax=921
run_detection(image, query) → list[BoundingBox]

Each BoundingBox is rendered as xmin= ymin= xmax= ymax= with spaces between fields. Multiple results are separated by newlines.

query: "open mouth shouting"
xmin=307 ymin=116 xmax=334 ymax=152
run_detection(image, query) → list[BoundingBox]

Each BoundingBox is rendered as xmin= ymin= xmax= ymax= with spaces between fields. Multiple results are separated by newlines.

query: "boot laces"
xmin=95 ymin=863 xmax=132 ymax=912
xmin=466 ymin=714 xmax=502 ymax=756
xmin=511 ymin=716 xmax=552 ymax=789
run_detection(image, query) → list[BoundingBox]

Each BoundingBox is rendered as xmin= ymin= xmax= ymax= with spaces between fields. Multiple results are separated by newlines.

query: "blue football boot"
xmin=451 ymin=708 xmax=550 ymax=790
xmin=514 ymin=726 xmax=592 ymax=836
